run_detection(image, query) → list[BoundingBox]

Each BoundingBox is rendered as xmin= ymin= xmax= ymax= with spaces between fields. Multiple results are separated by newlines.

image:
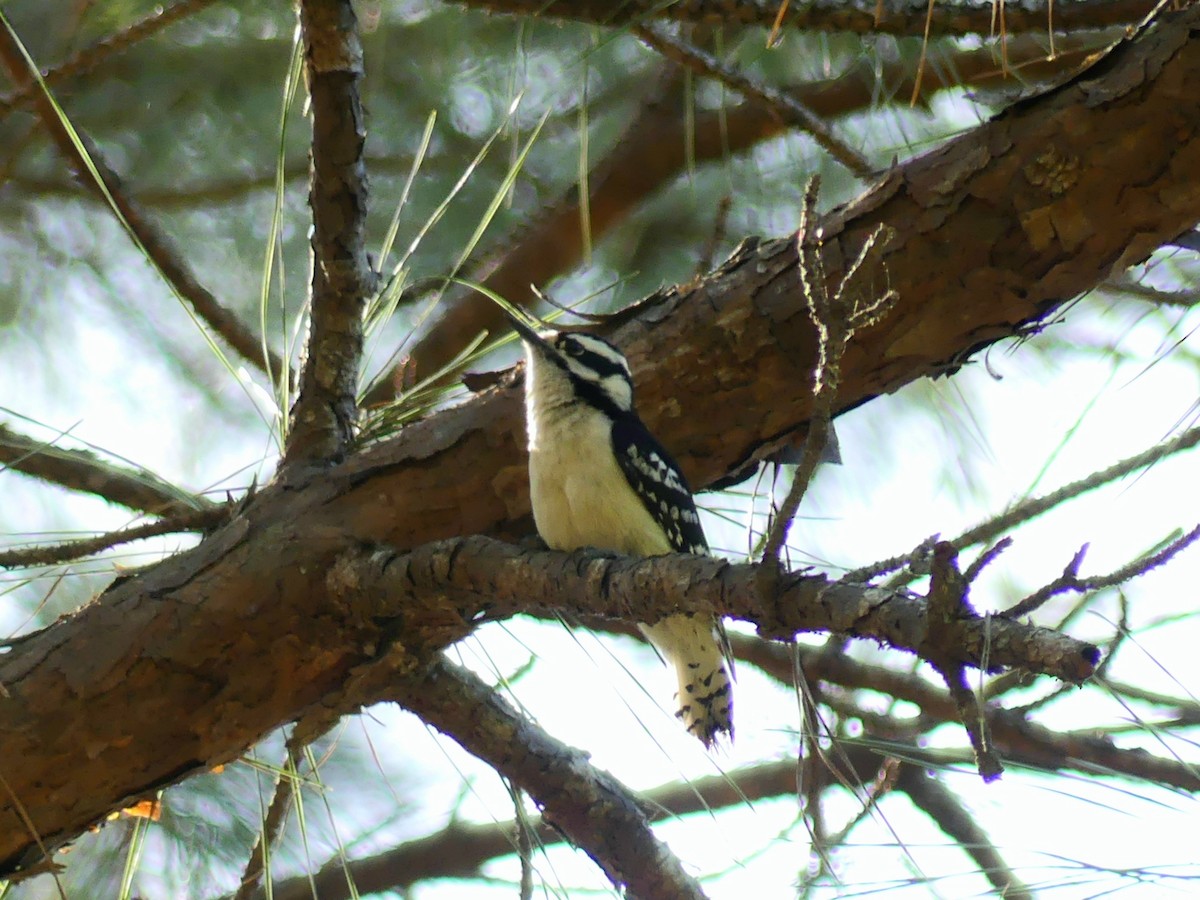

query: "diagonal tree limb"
xmin=633 ymin=25 xmax=873 ymax=177
xmin=0 ymin=422 xmax=211 ymax=518
xmin=895 ymin=765 xmax=1033 ymax=900
xmin=452 ymin=0 xmax=1157 ymax=39
xmin=392 ymin=657 xmax=707 ymax=899
xmin=0 ymin=0 xmax=219 ymax=120
xmin=282 ymin=0 xmax=373 ymax=468
xmin=264 ymin=746 xmax=1039 ymax=900
xmin=261 ymin=760 xmax=795 ymax=899
xmin=0 ymin=21 xmax=286 ymax=386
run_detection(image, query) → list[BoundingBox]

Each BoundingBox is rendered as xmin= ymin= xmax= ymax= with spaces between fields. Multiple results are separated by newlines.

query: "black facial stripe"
xmin=556 ymin=336 xmax=630 ymax=380
xmin=570 ymin=347 xmax=629 ymax=381
xmin=571 ymin=374 xmax=626 ymax=421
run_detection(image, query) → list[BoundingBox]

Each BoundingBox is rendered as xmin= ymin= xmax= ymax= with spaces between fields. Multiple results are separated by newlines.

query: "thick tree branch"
xmin=332 ymin=537 xmax=1098 ymax=680
xmin=451 ymin=0 xmax=1155 ymax=39
xmin=282 ymin=0 xmax=372 ymax=467
xmin=0 ymin=422 xmax=211 ymax=518
xmin=0 ymin=528 xmax=1100 ymax=875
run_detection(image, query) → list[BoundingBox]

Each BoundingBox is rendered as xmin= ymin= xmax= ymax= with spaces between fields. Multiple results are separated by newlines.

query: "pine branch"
xmin=0 ymin=422 xmax=210 ymax=519
xmin=395 ymin=29 xmax=1104 ymax=391
xmin=391 ymin=657 xmax=707 ymax=899
xmin=450 ymin=0 xmax=1155 ymax=39
xmin=283 ymin=0 xmax=373 ymax=467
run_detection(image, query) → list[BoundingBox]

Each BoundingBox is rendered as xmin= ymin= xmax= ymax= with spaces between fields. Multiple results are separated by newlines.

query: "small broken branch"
xmin=924 ymin=543 xmax=1003 ymax=780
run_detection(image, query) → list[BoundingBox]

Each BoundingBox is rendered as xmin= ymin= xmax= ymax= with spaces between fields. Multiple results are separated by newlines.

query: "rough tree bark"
xmin=1 ymin=4 xmax=1199 ymax=877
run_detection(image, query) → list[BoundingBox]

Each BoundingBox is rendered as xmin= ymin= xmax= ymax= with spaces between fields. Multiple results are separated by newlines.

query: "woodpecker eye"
xmin=563 ymin=340 xmax=584 ymax=357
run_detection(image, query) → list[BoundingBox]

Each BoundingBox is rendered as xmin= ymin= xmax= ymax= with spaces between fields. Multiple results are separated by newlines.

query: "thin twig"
xmin=0 ymin=0 xmax=219 ymax=119
xmin=760 ymin=179 xmax=897 ymax=565
xmin=1005 ymin=524 xmax=1200 ymax=618
xmin=233 ymin=744 xmax=302 ymax=900
xmin=0 ymin=22 xmax=285 ymax=386
xmin=848 ymin=423 xmax=1200 ymax=583
xmin=0 ymin=507 xmax=226 ymax=568
xmin=634 ymin=25 xmax=873 ymax=178
xmin=506 ymin=780 xmax=535 ymax=900
xmin=0 ymin=422 xmax=211 ymax=518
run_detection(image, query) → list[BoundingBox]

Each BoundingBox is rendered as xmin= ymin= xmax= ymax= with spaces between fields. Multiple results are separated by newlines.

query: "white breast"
xmin=528 ymin=409 xmax=672 ymax=557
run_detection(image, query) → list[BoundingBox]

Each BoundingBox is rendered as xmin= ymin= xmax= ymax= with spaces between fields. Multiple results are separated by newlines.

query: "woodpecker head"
xmin=508 ymin=314 xmax=634 ymax=418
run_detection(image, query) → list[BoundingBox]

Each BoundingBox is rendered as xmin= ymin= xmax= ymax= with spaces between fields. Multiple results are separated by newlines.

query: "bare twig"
xmin=283 ymin=0 xmax=373 ymax=468
xmin=233 ymin=744 xmax=301 ymax=900
xmin=0 ymin=507 xmax=225 ymax=568
xmin=0 ymin=0 xmax=219 ymax=119
xmin=0 ymin=21 xmax=286 ymax=386
xmin=506 ymin=780 xmax=534 ymax=900
xmin=1005 ymin=525 xmax=1200 ymax=618
xmin=924 ymin=543 xmax=1003 ymax=781
xmin=759 ymin=178 xmax=897 ymax=565
xmin=849 ymin=423 xmax=1200 ymax=583
xmin=634 ymin=25 xmax=873 ymax=179
xmin=0 ymin=422 xmax=210 ymax=518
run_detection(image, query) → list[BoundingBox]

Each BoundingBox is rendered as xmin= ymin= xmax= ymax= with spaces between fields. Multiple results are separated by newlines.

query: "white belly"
xmin=528 ymin=413 xmax=672 ymax=557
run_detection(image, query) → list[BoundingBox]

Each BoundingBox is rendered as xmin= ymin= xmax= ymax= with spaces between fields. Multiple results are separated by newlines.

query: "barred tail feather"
xmin=640 ymin=613 xmax=734 ymax=747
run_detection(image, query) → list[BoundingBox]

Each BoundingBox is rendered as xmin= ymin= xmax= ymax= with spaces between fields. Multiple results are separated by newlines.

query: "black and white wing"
xmin=611 ymin=415 xmax=708 ymax=555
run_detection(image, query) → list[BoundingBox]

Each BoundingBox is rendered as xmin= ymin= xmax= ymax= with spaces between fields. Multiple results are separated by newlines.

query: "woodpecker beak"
xmin=505 ymin=310 xmax=554 ymax=356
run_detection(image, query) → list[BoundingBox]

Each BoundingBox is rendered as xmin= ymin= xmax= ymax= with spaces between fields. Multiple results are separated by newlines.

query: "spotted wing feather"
xmin=612 ymin=415 xmax=733 ymax=746
xmin=611 ymin=416 xmax=708 ymax=555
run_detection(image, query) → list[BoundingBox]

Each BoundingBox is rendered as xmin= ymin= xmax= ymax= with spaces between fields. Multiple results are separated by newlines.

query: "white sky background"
xmin=3 ymin=72 xmax=1200 ymax=900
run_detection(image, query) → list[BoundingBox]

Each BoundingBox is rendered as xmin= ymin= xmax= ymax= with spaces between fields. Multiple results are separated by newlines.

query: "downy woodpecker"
xmin=510 ymin=317 xmax=733 ymax=747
